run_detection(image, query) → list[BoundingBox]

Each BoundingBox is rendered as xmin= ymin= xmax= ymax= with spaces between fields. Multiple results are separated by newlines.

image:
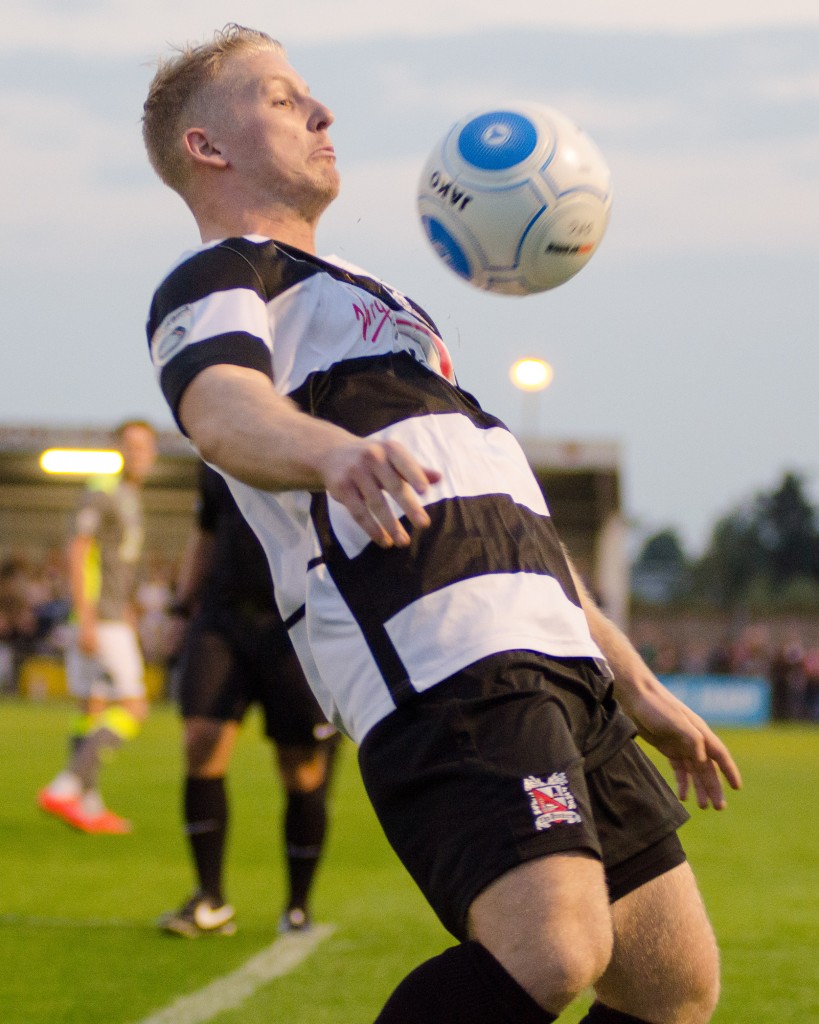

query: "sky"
xmin=2 ymin=1 xmax=818 ymax=554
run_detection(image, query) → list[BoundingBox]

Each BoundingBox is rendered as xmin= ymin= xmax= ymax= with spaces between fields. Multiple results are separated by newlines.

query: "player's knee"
xmin=184 ymin=719 xmax=232 ymax=775
xmin=658 ymin=888 xmax=722 ymax=1022
xmin=284 ymin=763 xmax=325 ymax=793
xmin=101 ymin=705 xmax=143 ymax=740
xmin=129 ymin=699 xmax=149 ymax=724
xmin=501 ymin=908 xmax=613 ymax=1011
xmin=654 ymin=962 xmax=720 ymax=1024
xmin=278 ymin=747 xmax=327 ymax=792
xmin=677 ymin=938 xmax=721 ymax=1024
xmin=546 ymin=915 xmax=613 ymax=1003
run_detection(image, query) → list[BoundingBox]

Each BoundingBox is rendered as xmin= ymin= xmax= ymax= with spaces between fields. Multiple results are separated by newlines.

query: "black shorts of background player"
xmin=158 ymin=462 xmax=338 ymax=938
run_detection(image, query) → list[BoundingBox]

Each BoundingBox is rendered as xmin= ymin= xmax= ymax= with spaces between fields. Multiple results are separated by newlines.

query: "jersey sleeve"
xmin=146 ymin=241 xmax=274 ymax=431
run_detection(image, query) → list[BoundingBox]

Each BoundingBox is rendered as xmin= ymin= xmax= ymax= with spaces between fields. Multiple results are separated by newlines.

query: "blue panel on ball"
xmin=457 ymin=112 xmax=538 ymax=170
xmin=421 ymin=216 xmax=471 ymax=279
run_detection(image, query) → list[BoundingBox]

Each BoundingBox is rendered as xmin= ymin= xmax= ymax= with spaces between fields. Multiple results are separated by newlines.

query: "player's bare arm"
xmin=565 ymin=556 xmax=742 ymax=810
xmin=179 ymin=363 xmax=441 ymax=549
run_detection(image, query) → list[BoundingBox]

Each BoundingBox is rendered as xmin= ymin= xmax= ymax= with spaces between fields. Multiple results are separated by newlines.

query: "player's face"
xmin=119 ymin=425 xmax=157 ymax=484
xmin=208 ymin=50 xmax=339 ymax=218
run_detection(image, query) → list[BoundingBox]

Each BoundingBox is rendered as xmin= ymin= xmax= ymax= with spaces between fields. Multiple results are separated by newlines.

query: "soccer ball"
xmin=417 ymin=102 xmax=612 ymax=295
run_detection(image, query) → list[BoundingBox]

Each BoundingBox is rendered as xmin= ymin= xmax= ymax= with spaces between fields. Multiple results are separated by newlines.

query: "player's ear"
xmin=183 ymin=128 xmax=228 ymax=168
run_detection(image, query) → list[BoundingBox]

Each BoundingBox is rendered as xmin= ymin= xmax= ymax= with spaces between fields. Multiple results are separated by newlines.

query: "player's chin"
xmin=308 ymin=174 xmax=341 ymax=215
xmin=321 ymin=166 xmax=341 ymax=197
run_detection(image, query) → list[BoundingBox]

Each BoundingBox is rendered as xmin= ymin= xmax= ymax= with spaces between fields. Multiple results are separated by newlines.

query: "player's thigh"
xmin=467 ymin=851 xmax=613 ymax=1009
xmin=177 ymin=616 xmax=248 ymax=723
xmin=595 ymin=861 xmax=720 ymax=1024
xmin=65 ymin=637 xmax=96 ymax=701
xmin=65 ymin=622 xmax=143 ymax=702
xmin=95 ymin=621 xmax=146 ymax=700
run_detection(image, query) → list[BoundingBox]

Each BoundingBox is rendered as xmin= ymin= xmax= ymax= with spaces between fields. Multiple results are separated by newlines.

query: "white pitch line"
xmin=132 ymin=924 xmax=335 ymax=1024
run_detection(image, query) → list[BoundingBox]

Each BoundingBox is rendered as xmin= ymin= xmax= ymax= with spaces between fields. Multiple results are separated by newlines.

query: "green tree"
xmin=692 ymin=507 xmax=765 ymax=608
xmin=632 ymin=528 xmax=690 ymax=604
xmin=755 ymin=472 xmax=819 ymax=584
xmin=691 ymin=472 xmax=819 ymax=610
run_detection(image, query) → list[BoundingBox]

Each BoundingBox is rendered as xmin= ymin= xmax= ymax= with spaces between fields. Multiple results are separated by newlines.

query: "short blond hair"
xmin=142 ymin=24 xmax=284 ymax=193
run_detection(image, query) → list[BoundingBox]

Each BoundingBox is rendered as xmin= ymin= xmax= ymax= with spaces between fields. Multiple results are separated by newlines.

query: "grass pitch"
xmin=1 ymin=698 xmax=816 ymax=1023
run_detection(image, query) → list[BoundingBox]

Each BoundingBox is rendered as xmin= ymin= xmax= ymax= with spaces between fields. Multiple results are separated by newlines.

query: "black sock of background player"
xmin=184 ymin=776 xmax=228 ymax=904
xmin=579 ymin=1003 xmax=654 ymax=1024
xmin=284 ymin=787 xmax=327 ymax=912
xmin=373 ymin=941 xmax=557 ymax=1024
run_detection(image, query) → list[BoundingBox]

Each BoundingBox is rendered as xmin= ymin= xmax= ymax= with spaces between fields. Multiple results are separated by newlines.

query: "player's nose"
xmin=309 ymin=98 xmax=334 ymax=132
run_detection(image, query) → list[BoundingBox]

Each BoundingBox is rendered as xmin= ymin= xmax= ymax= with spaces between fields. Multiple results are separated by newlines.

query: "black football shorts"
xmin=177 ymin=605 xmax=335 ymax=747
xmin=359 ymin=650 xmax=688 ymax=939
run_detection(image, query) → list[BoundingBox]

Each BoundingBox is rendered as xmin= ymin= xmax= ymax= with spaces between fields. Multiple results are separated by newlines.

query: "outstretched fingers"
xmin=381 ymin=440 xmax=441 ymax=529
xmin=630 ymin=685 xmax=742 ymax=811
xmin=327 ymin=439 xmax=440 ymax=548
xmin=670 ymin=712 xmax=743 ymax=810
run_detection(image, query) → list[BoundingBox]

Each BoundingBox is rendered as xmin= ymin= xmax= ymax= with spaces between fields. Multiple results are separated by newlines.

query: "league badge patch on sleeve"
xmin=151 ymin=305 xmax=193 ymax=368
xmin=523 ymin=773 xmax=582 ymax=831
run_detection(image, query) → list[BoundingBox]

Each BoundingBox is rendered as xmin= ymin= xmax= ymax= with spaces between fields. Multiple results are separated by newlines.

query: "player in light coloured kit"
xmin=142 ymin=27 xmax=741 ymax=1024
xmin=38 ymin=420 xmax=157 ymax=834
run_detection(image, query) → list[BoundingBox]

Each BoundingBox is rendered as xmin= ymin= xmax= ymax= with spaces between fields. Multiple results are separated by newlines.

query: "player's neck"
xmin=196 ymin=200 xmax=318 ymax=253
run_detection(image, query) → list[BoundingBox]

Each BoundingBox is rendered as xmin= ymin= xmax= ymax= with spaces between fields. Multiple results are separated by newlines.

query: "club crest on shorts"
xmin=523 ymin=773 xmax=582 ymax=831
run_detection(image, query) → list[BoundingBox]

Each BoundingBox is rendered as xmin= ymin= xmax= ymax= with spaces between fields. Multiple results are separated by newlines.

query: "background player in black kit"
xmin=159 ymin=461 xmax=338 ymax=938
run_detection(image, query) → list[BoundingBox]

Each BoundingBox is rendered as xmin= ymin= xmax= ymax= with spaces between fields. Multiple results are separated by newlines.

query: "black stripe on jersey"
xmin=148 ymin=238 xmax=443 ymax=340
xmin=160 ymin=333 xmax=273 ymax=432
xmin=309 ymin=491 xmax=580 ymax=702
xmin=147 ymin=238 xmax=320 ymax=337
xmin=291 ymin=352 xmax=505 ymax=436
xmin=269 ymin=241 xmax=444 ymax=337
xmin=283 ymin=605 xmax=306 ymax=630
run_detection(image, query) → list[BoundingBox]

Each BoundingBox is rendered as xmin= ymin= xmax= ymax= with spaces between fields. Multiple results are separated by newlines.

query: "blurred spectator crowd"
xmin=2 ymin=548 xmax=818 ymax=722
xmin=635 ymin=622 xmax=819 ymax=722
xmin=0 ymin=549 xmax=176 ymax=694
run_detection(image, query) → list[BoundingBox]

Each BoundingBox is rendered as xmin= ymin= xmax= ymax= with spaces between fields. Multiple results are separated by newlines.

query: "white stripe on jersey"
xmin=326 ymin=412 xmax=550 ymax=559
xmin=150 ymin=288 xmax=271 ymax=370
xmin=303 ymin=562 xmax=606 ymax=743
xmin=267 ymin=273 xmax=448 ymax=397
xmin=383 ymin=573 xmax=603 ymax=693
xmin=287 ymin=613 xmax=351 ymax=736
xmin=221 ymin=476 xmax=313 ymax=623
xmin=305 ymin=564 xmax=398 ymax=742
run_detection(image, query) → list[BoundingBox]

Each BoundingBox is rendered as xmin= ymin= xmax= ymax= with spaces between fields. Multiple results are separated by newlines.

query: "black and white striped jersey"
xmin=147 ymin=235 xmax=609 ymax=742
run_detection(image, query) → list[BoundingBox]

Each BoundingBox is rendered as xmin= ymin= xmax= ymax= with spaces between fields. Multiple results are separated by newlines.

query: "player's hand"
xmin=322 ymin=438 xmax=441 ymax=548
xmin=621 ymin=682 xmax=743 ymax=810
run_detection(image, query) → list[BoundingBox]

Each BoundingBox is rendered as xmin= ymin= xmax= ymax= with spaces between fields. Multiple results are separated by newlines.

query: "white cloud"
xmin=606 ymin=135 xmax=819 ymax=254
xmin=0 ymin=90 xmax=191 ymax=269
xmin=756 ymin=70 xmax=819 ymax=100
xmin=3 ymin=0 xmax=819 ymax=57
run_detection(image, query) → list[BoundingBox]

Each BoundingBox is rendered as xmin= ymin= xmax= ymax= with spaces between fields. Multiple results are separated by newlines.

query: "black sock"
xmin=284 ymin=786 xmax=328 ymax=912
xmin=68 ymin=727 xmax=123 ymax=791
xmin=184 ymin=776 xmax=228 ymax=904
xmin=373 ymin=941 xmax=557 ymax=1024
xmin=580 ymin=1003 xmax=654 ymax=1024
